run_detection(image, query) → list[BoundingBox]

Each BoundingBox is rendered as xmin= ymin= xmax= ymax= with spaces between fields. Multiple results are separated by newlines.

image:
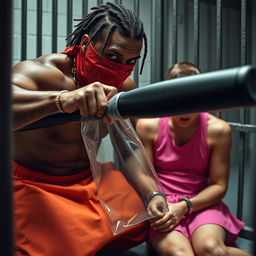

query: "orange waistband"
xmin=13 ymin=161 xmax=91 ymax=185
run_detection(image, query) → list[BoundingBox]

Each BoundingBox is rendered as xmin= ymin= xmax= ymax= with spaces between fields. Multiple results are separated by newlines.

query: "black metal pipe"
xmin=0 ymin=0 xmax=14 ymax=255
xmin=17 ymin=65 xmax=256 ymax=132
xmin=115 ymin=65 xmax=256 ymax=118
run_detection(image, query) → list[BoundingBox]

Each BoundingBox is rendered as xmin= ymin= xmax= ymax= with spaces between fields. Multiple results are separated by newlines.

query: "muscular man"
xmin=12 ymin=3 xmax=165 ymax=256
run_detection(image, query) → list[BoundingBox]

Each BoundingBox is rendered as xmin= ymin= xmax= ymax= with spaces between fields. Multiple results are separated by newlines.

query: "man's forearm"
xmin=12 ymin=86 xmax=59 ymax=130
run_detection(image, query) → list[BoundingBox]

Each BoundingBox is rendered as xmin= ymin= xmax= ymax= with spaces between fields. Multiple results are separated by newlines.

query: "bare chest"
xmin=13 ymin=123 xmax=90 ymax=174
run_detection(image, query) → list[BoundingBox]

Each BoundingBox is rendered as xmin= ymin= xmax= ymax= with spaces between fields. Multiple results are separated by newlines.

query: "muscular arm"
xmin=12 ymin=58 xmax=66 ymax=130
xmin=12 ymin=54 xmax=117 ymax=131
xmin=189 ymin=115 xmax=232 ymax=213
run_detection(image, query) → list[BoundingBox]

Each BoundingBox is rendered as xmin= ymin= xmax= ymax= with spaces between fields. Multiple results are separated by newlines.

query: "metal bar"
xmin=36 ymin=0 xmax=43 ymax=57
xmin=193 ymin=0 xmax=199 ymax=66
xmin=240 ymin=0 xmax=256 ymax=251
xmin=254 ymin=154 xmax=256 ymax=254
xmin=229 ymin=122 xmax=256 ymax=133
xmin=82 ymin=0 xmax=88 ymax=17
xmin=215 ymin=0 xmax=222 ymax=118
xmin=241 ymin=0 xmax=247 ymax=66
xmin=151 ymin=0 xmax=163 ymax=83
xmin=97 ymin=0 xmax=103 ymax=6
xmin=21 ymin=0 xmax=27 ymax=60
xmin=133 ymin=0 xmax=139 ymax=87
xmin=162 ymin=0 xmax=168 ymax=74
xmin=237 ymin=0 xmax=248 ymax=220
xmin=0 ymin=0 xmax=14 ymax=255
xmin=172 ymin=0 xmax=178 ymax=64
xmin=216 ymin=0 xmax=222 ymax=69
xmin=66 ymin=0 xmax=73 ymax=46
xmin=238 ymin=225 xmax=255 ymax=241
xmin=52 ymin=0 xmax=58 ymax=53
xmin=237 ymin=131 xmax=246 ymax=220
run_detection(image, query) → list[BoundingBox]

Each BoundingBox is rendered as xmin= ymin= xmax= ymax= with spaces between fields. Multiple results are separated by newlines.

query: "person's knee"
xmin=155 ymin=242 xmax=193 ymax=256
xmin=195 ymin=238 xmax=227 ymax=256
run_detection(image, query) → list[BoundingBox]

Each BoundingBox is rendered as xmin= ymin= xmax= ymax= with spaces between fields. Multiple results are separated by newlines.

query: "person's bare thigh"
xmin=152 ymin=230 xmax=195 ymax=256
xmin=192 ymin=224 xmax=226 ymax=255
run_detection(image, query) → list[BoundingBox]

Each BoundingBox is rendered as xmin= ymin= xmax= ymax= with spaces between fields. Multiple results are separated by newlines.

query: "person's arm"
xmin=137 ymin=119 xmax=189 ymax=232
xmin=136 ymin=118 xmax=168 ymax=216
xmin=12 ymin=57 xmax=117 ymax=131
xmin=12 ymin=59 xmax=62 ymax=130
xmin=136 ymin=118 xmax=157 ymax=161
xmin=139 ymin=115 xmax=232 ymax=233
xmin=188 ymin=116 xmax=232 ymax=213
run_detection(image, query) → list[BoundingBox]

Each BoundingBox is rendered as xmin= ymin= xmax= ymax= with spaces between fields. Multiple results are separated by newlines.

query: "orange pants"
xmin=13 ymin=161 xmax=148 ymax=256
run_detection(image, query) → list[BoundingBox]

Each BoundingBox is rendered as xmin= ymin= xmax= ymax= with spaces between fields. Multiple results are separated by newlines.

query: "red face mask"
xmin=73 ymin=43 xmax=136 ymax=89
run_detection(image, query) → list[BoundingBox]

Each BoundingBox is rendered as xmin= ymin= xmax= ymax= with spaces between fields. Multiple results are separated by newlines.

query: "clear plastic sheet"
xmin=81 ymin=118 xmax=166 ymax=235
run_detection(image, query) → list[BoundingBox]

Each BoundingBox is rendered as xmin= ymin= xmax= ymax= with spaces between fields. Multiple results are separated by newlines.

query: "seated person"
xmin=136 ymin=62 xmax=251 ymax=256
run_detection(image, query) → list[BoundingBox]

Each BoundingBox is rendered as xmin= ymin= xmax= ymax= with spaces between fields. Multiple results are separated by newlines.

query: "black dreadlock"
xmin=66 ymin=2 xmax=147 ymax=74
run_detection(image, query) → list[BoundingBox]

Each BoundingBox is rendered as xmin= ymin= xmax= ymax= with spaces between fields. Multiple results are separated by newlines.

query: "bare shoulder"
xmin=207 ymin=114 xmax=232 ymax=142
xmin=12 ymin=53 xmax=73 ymax=90
xmin=136 ymin=118 xmax=160 ymax=138
xmin=119 ymin=77 xmax=136 ymax=92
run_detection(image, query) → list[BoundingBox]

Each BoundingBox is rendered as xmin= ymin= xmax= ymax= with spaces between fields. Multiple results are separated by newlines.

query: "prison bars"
xmin=13 ymin=0 xmax=256 ymax=254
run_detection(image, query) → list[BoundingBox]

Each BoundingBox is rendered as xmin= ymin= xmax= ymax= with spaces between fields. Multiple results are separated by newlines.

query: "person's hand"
xmin=147 ymin=195 xmax=168 ymax=219
xmin=59 ymin=82 xmax=117 ymax=123
xmin=149 ymin=201 xmax=187 ymax=233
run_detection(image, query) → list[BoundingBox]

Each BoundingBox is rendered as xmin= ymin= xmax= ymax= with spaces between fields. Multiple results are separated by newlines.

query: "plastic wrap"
xmin=81 ymin=117 xmax=167 ymax=235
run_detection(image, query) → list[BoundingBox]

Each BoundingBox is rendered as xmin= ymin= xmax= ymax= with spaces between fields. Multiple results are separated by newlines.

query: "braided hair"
xmin=66 ymin=2 xmax=147 ymax=74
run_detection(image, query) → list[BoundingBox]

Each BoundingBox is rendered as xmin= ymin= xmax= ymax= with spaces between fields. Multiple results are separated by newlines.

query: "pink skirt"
xmin=149 ymin=194 xmax=244 ymax=246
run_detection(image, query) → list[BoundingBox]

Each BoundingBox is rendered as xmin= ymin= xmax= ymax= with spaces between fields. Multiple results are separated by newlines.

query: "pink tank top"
xmin=154 ymin=113 xmax=210 ymax=196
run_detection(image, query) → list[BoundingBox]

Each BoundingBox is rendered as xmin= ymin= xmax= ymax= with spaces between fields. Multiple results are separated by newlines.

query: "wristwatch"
xmin=179 ymin=197 xmax=193 ymax=215
xmin=145 ymin=191 xmax=166 ymax=206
